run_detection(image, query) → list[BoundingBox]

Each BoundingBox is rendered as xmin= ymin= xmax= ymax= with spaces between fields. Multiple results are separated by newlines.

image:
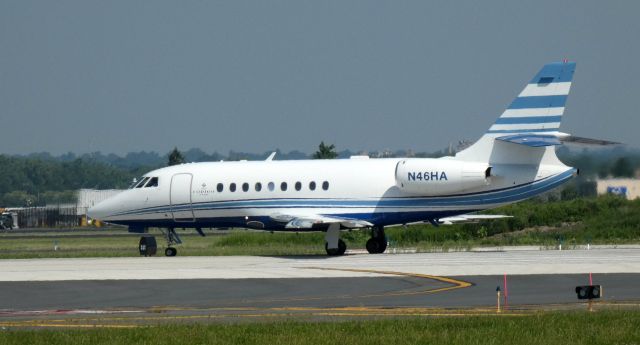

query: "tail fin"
xmin=456 ymin=61 xmax=576 ymax=165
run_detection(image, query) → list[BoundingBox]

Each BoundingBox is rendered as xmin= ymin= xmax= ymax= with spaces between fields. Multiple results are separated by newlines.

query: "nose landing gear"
xmin=159 ymin=227 xmax=182 ymax=257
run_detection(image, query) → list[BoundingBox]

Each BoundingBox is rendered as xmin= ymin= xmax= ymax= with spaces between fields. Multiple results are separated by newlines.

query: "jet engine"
xmin=395 ymin=159 xmax=491 ymax=196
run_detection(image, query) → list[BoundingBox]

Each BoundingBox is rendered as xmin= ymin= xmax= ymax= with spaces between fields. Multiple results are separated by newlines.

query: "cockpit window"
xmin=135 ymin=177 xmax=150 ymax=188
xmin=145 ymin=177 xmax=159 ymax=188
xmin=129 ymin=178 xmax=141 ymax=189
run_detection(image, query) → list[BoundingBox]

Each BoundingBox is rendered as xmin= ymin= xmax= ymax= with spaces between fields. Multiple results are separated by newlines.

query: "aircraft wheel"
xmin=366 ymin=238 xmax=380 ymax=253
xmin=325 ymin=239 xmax=347 ymax=256
xmin=165 ymin=247 xmax=177 ymax=257
xmin=366 ymin=237 xmax=387 ymax=254
xmin=378 ymin=237 xmax=387 ymax=253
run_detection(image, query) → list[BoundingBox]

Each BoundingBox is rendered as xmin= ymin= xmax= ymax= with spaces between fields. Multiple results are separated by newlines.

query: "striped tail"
xmin=456 ymin=61 xmax=576 ymax=164
xmin=487 ymin=62 xmax=575 ymax=135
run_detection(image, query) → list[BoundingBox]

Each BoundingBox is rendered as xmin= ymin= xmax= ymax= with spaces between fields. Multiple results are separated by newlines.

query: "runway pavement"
xmin=1 ymin=249 xmax=639 ymax=327
xmin=2 ymin=248 xmax=640 ymax=281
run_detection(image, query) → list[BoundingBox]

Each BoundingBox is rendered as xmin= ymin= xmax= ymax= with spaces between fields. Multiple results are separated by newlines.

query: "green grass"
xmin=0 ymin=230 xmax=329 ymax=258
xmin=1 ymin=310 xmax=639 ymax=345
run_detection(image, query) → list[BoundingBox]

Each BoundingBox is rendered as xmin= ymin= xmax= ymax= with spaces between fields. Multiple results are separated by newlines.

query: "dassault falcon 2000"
xmin=88 ymin=61 xmax=615 ymax=257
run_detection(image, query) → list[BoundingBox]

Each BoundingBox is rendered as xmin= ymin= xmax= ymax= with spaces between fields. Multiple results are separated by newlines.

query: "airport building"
xmin=3 ymin=189 xmax=122 ymax=228
xmin=76 ymin=189 xmax=123 ymax=215
xmin=596 ymin=178 xmax=640 ymax=200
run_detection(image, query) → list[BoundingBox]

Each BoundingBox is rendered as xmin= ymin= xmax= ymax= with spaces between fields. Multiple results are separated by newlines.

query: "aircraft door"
xmin=170 ymin=173 xmax=195 ymax=222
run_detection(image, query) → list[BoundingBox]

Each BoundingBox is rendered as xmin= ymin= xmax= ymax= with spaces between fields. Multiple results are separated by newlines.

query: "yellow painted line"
xmin=19 ymin=306 xmax=520 ymax=324
xmin=302 ymin=267 xmax=473 ymax=297
xmin=3 ymin=305 xmax=534 ymax=327
xmin=145 ymin=268 xmax=472 ymax=307
xmin=147 ymin=305 xmax=508 ymax=314
xmin=9 ymin=311 xmax=527 ymax=327
xmin=0 ymin=322 xmax=138 ymax=329
xmin=304 ymin=312 xmax=530 ymax=317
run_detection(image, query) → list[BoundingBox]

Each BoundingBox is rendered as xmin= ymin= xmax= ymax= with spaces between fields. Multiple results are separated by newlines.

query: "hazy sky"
xmin=1 ymin=1 xmax=638 ymax=155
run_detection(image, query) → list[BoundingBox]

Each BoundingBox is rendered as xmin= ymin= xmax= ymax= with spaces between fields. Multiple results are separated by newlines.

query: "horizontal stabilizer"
xmin=560 ymin=135 xmax=621 ymax=146
xmin=496 ymin=134 xmax=562 ymax=147
xmin=496 ymin=133 xmax=621 ymax=147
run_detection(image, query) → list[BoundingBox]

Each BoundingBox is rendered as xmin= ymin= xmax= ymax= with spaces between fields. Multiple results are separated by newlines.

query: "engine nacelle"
xmin=395 ymin=159 xmax=491 ymax=196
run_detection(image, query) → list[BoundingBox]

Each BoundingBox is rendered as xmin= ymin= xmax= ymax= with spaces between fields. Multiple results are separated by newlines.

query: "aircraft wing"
xmin=438 ymin=214 xmax=512 ymax=225
xmin=269 ymin=213 xmax=373 ymax=229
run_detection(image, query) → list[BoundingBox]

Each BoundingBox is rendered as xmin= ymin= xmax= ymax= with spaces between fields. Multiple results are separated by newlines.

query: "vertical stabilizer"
xmin=455 ymin=62 xmax=576 ymax=165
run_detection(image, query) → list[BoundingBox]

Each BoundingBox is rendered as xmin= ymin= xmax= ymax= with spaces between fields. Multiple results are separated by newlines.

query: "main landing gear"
xmin=325 ymin=239 xmax=347 ymax=256
xmin=324 ymin=223 xmax=347 ymax=256
xmin=323 ymin=224 xmax=388 ymax=256
xmin=366 ymin=226 xmax=387 ymax=254
xmin=159 ymin=227 xmax=182 ymax=257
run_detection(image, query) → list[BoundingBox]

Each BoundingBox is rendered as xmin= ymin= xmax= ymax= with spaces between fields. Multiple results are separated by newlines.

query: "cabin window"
xmin=281 ymin=182 xmax=288 ymax=191
xmin=230 ymin=183 xmax=237 ymax=192
xmin=309 ymin=181 xmax=316 ymax=191
xmin=136 ymin=177 xmax=150 ymax=188
xmin=255 ymin=182 xmax=262 ymax=192
xmin=217 ymin=183 xmax=223 ymax=192
xmin=268 ymin=182 xmax=275 ymax=191
xmin=145 ymin=177 xmax=159 ymax=187
xmin=295 ymin=181 xmax=302 ymax=191
xmin=322 ymin=181 xmax=329 ymax=191
xmin=242 ymin=183 xmax=249 ymax=192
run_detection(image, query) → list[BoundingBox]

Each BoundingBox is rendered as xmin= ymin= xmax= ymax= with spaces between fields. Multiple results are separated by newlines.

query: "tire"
xmin=165 ymin=247 xmax=177 ymax=257
xmin=325 ymin=239 xmax=347 ymax=256
xmin=337 ymin=239 xmax=347 ymax=255
xmin=366 ymin=237 xmax=387 ymax=254
xmin=366 ymin=238 xmax=380 ymax=254
xmin=377 ymin=237 xmax=387 ymax=253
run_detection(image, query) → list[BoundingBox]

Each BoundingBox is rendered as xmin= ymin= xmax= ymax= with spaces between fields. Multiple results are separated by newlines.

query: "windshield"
xmin=135 ymin=177 xmax=150 ymax=188
xmin=128 ymin=177 xmax=141 ymax=189
xmin=145 ymin=177 xmax=159 ymax=187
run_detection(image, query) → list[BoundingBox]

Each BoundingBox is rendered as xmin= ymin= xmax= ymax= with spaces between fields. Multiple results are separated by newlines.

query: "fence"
xmin=14 ymin=206 xmax=82 ymax=228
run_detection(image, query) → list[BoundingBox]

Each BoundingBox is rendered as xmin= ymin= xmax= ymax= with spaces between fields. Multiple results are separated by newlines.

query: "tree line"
xmin=1 ymin=143 xmax=639 ymax=207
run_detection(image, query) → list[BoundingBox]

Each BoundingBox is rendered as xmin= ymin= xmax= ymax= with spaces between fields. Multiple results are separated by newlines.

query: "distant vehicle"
xmin=0 ymin=212 xmax=17 ymax=230
xmin=89 ymin=61 xmax=616 ymax=257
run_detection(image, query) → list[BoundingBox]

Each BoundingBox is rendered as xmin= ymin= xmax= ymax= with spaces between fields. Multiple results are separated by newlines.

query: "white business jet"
xmin=88 ymin=61 xmax=614 ymax=256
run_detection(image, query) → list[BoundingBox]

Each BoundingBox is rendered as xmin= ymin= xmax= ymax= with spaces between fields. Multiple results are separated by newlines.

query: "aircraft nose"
xmin=87 ymin=195 xmax=122 ymax=221
xmin=87 ymin=201 xmax=110 ymax=221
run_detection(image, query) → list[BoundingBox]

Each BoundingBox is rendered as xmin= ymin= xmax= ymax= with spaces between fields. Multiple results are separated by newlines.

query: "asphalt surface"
xmin=1 ymin=250 xmax=639 ymax=327
xmin=0 ymin=273 xmax=637 ymax=310
xmin=0 ymin=273 xmax=639 ymax=327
